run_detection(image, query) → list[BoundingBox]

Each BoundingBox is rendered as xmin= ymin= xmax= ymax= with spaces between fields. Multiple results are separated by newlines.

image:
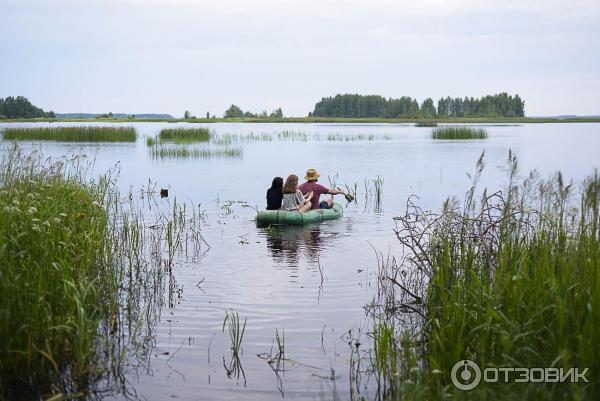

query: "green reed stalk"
xmin=431 ymin=126 xmax=487 ymax=139
xmin=370 ymin=154 xmax=599 ymax=400
xmin=2 ymin=126 xmax=136 ymax=142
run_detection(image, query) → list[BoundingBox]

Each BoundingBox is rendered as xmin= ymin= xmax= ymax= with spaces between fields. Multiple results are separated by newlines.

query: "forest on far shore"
xmin=310 ymin=93 xmax=525 ymax=118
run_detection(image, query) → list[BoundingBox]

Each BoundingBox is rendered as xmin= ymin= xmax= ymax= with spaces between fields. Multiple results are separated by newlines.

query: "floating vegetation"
xmin=2 ymin=126 xmax=137 ymax=142
xmin=415 ymin=121 xmax=437 ymax=127
xmin=431 ymin=126 xmax=487 ymax=139
xmin=361 ymin=152 xmax=600 ymax=400
xmin=158 ymin=127 xmax=211 ymax=143
xmin=148 ymin=144 xmax=243 ymax=159
xmin=209 ymin=131 xmax=392 ymax=145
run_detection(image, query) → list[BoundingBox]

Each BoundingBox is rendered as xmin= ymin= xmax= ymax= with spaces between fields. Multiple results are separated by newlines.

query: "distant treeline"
xmin=224 ymin=104 xmax=283 ymax=118
xmin=310 ymin=93 xmax=525 ymax=118
xmin=0 ymin=96 xmax=55 ymax=119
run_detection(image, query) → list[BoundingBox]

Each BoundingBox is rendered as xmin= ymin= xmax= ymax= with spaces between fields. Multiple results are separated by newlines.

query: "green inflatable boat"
xmin=256 ymin=204 xmax=343 ymax=226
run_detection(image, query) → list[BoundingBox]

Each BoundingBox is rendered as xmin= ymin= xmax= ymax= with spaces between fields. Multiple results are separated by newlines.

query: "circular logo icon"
xmin=451 ymin=360 xmax=481 ymax=391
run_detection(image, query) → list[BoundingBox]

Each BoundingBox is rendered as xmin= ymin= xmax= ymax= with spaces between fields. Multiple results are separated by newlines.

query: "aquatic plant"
xmin=363 ymin=152 xmax=600 ymax=400
xmin=415 ymin=121 xmax=437 ymax=127
xmin=222 ymin=310 xmax=247 ymax=384
xmin=148 ymin=144 xmax=243 ymax=159
xmin=2 ymin=126 xmax=137 ymax=142
xmin=431 ymin=126 xmax=487 ymax=139
xmin=158 ymin=127 xmax=211 ymax=143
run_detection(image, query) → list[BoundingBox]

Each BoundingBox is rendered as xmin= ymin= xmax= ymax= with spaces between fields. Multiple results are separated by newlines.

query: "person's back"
xmin=299 ymin=168 xmax=345 ymax=209
xmin=280 ymin=189 xmax=304 ymax=211
xmin=299 ymin=180 xmax=329 ymax=209
xmin=266 ymin=177 xmax=283 ymax=210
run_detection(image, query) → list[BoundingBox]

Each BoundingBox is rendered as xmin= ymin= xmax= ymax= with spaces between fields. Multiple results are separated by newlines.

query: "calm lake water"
xmin=1 ymin=122 xmax=599 ymax=400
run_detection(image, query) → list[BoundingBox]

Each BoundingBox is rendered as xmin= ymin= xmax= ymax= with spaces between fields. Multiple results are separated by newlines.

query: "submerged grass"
xmin=2 ymin=126 xmax=136 ymax=142
xmin=366 ymin=152 xmax=599 ymax=400
xmin=431 ymin=126 xmax=487 ymax=139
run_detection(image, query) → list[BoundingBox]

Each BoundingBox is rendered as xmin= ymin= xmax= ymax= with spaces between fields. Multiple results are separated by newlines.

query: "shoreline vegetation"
xmin=2 ymin=116 xmax=600 ymax=124
xmin=364 ymin=153 xmax=599 ymax=400
xmin=1 ymin=95 xmax=599 ymax=124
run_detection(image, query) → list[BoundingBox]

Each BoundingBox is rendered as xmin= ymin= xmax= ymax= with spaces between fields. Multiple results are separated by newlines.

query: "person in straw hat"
xmin=298 ymin=168 xmax=345 ymax=210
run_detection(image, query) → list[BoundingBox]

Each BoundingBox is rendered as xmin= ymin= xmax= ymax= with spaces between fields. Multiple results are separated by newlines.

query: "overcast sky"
xmin=1 ymin=0 xmax=599 ymax=117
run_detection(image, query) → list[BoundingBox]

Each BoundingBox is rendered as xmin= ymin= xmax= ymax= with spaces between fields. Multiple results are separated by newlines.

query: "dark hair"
xmin=282 ymin=174 xmax=299 ymax=194
xmin=271 ymin=176 xmax=284 ymax=189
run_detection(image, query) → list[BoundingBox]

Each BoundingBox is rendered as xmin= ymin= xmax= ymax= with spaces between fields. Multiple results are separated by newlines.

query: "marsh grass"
xmin=2 ymin=126 xmax=136 ymax=142
xmin=415 ymin=121 xmax=438 ymax=127
xmin=431 ymin=126 xmax=487 ymax=139
xmin=0 ymin=146 xmax=123 ymax=399
xmin=158 ymin=127 xmax=211 ymax=143
xmin=364 ymin=152 xmax=600 ymax=400
xmin=0 ymin=145 xmax=209 ymax=400
xmin=148 ymin=144 xmax=243 ymax=159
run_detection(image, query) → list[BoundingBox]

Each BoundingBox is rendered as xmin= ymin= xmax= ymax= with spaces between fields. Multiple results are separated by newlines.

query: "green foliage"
xmin=2 ymin=126 xmax=137 ymax=142
xmin=431 ymin=126 xmax=488 ymax=139
xmin=224 ymin=104 xmax=245 ymax=118
xmin=415 ymin=121 xmax=438 ymax=127
xmin=148 ymin=144 xmax=242 ymax=159
xmin=374 ymin=155 xmax=600 ymax=400
xmin=158 ymin=127 xmax=211 ymax=143
xmin=312 ymin=93 xmax=525 ymax=118
xmin=0 ymin=147 xmax=117 ymax=399
xmin=0 ymin=96 xmax=55 ymax=119
xmin=437 ymin=93 xmax=524 ymax=117
xmin=224 ymin=104 xmax=284 ymax=118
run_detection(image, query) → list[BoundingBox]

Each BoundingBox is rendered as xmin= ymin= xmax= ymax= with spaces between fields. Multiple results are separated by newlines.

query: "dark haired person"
xmin=299 ymin=168 xmax=344 ymax=209
xmin=266 ymin=176 xmax=284 ymax=210
xmin=281 ymin=174 xmax=313 ymax=213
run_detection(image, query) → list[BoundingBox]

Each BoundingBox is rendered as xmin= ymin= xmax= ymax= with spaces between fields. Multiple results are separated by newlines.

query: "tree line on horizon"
xmin=223 ymin=104 xmax=283 ymax=119
xmin=0 ymin=96 xmax=55 ymax=119
xmin=310 ymin=93 xmax=525 ymax=118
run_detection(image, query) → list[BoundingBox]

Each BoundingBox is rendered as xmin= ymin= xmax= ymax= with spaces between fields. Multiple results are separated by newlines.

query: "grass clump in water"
xmin=158 ymin=127 xmax=211 ymax=143
xmin=431 ymin=126 xmax=487 ymax=139
xmin=148 ymin=144 xmax=243 ymax=159
xmin=415 ymin=121 xmax=437 ymax=127
xmin=0 ymin=146 xmax=119 ymax=399
xmin=366 ymin=152 xmax=600 ymax=400
xmin=2 ymin=126 xmax=136 ymax=142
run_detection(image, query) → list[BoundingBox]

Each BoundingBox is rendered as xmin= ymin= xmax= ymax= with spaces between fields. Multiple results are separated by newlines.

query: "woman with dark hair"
xmin=266 ymin=176 xmax=284 ymax=210
xmin=281 ymin=174 xmax=313 ymax=213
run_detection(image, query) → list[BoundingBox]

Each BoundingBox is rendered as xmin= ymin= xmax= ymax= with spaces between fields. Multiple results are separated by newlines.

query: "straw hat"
xmin=305 ymin=168 xmax=320 ymax=180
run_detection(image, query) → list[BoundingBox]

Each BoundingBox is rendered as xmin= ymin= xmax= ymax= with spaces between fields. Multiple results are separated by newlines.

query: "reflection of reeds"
xmin=431 ymin=126 xmax=487 ymax=139
xmin=2 ymin=126 xmax=136 ymax=142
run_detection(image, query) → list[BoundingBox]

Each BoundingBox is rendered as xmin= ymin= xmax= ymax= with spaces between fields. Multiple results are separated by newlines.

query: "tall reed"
xmin=158 ymin=127 xmax=210 ymax=143
xmin=366 ymin=153 xmax=599 ymax=400
xmin=431 ymin=126 xmax=487 ymax=139
xmin=2 ymin=126 xmax=136 ymax=142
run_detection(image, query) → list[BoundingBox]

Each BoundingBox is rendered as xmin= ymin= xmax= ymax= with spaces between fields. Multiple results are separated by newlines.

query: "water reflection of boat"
xmin=260 ymin=224 xmax=326 ymax=264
